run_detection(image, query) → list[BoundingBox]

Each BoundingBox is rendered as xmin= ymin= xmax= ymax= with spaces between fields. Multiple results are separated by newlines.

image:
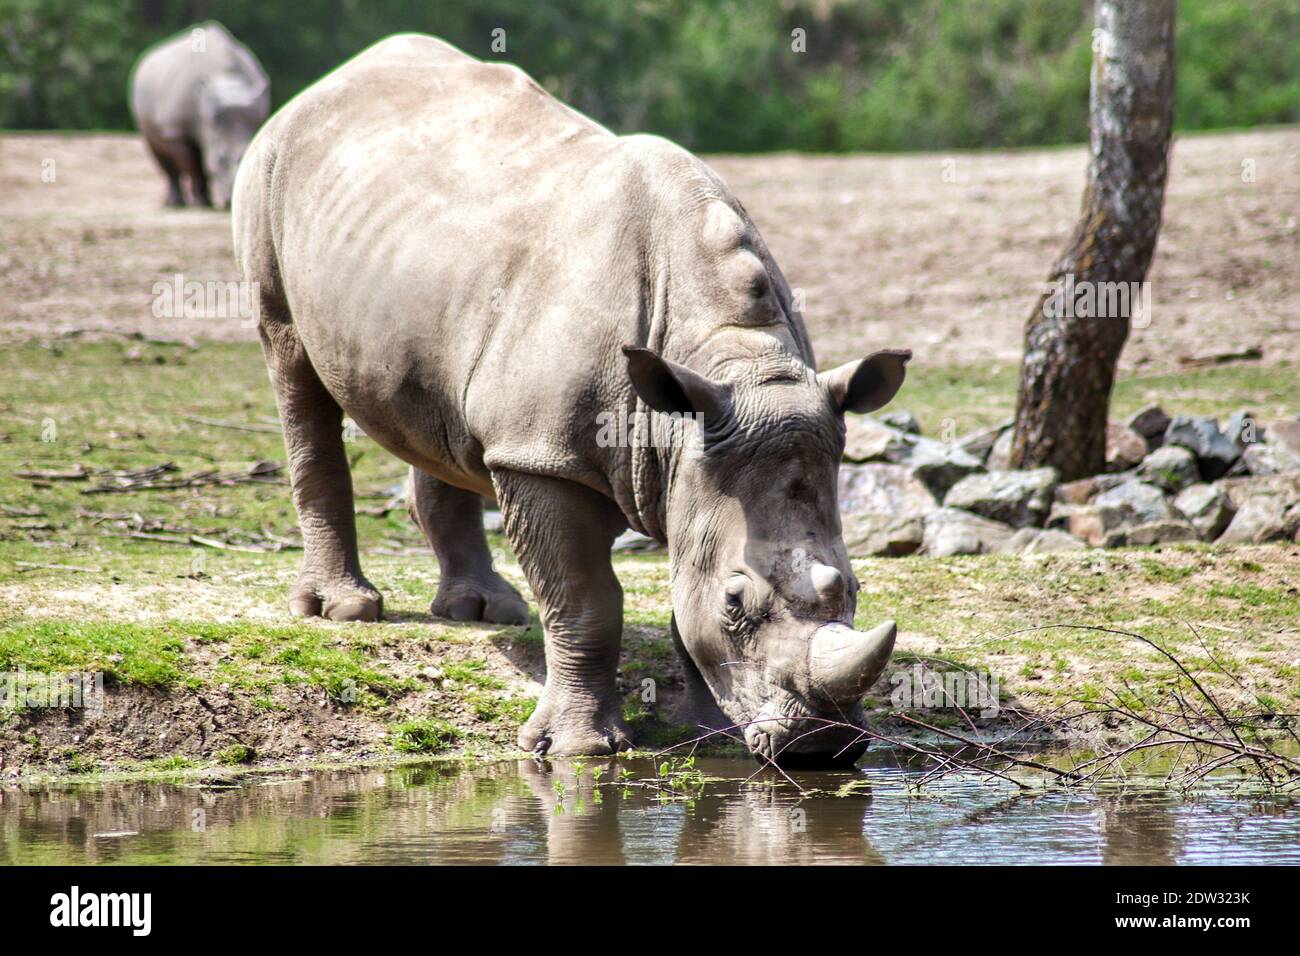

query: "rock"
xmin=985 ymin=428 xmax=1015 ymax=470
xmin=1120 ymin=520 xmax=1199 ymax=547
xmin=841 ymin=418 xmax=983 ymax=498
xmin=1064 ymin=503 xmax=1128 ymax=547
xmin=1283 ymin=502 xmax=1300 ymax=542
xmin=1046 ymin=501 xmax=1081 ymax=529
xmin=838 ymin=463 xmax=937 ymax=558
xmin=1172 ymin=483 xmax=1236 ymax=540
xmin=995 ymin=527 xmax=1087 ymax=554
xmin=1242 ymin=442 xmax=1300 ymax=476
xmin=919 ymin=508 xmax=1016 ymax=557
xmin=612 ymin=530 xmax=662 ymax=552
xmin=842 ymin=514 xmax=924 ymax=557
xmin=838 ymin=463 xmax=939 ymax=517
xmin=1163 ymin=415 xmax=1240 ymax=480
xmin=1135 ymin=445 xmax=1199 ymax=493
xmin=1105 ymin=422 xmax=1149 ymax=473
xmin=956 ymin=420 xmax=1012 ymax=463
xmin=1267 ymin=420 xmax=1300 ymax=459
xmin=1218 ymin=496 xmax=1291 ymax=544
xmin=1127 ymin=405 xmax=1171 ymax=445
xmin=1054 ymin=473 xmax=1130 ymax=505
xmin=879 ymin=410 xmax=920 ymax=434
xmin=1055 ymin=478 xmax=1099 ymax=506
xmin=1214 ymin=473 xmax=1300 ymax=511
xmin=1093 ymin=479 xmax=1173 ymax=525
xmin=843 ymin=415 xmax=909 ymax=463
xmin=901 ymin=439 xmax=985 ymax=499
xmin=943 ymin=468 xmax=1057 ymax=528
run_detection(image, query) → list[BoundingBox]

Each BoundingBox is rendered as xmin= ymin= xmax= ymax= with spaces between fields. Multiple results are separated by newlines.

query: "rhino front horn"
xmin=808 ymin=620 xmax=896 ymax=706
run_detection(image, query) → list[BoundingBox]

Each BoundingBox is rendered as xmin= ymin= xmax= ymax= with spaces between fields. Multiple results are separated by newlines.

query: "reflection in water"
xmin=0 ymin=755 xmax=1296 ymax=865
xmin=1099 ymin=793 xmax=1179 ymax=865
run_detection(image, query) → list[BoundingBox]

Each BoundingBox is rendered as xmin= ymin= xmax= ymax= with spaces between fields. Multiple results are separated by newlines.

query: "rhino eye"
xmin=723 ymin=577 xmax=746 ymax=610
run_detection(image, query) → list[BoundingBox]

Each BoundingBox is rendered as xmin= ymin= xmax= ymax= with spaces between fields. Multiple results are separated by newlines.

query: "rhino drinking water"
xmin=130 ymin=21 xmax=269 ymax=209
xmin=233 ymin=35 xmax=910 ymax=764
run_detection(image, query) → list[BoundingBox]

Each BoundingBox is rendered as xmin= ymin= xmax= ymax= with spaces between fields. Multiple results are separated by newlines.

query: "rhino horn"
xmin=808 ymin=620 xmax=896 ymax=706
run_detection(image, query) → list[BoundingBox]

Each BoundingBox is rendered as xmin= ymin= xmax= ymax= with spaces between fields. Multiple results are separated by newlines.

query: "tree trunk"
xmin=1009 ymin=0 xmax=1175 ymax=480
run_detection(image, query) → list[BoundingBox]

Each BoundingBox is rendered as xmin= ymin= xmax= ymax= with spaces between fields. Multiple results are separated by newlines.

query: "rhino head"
xmin=624 ymin=343 xmax=910 ymax=766
xmin=197 ymin=74 xmax=268 ymax=209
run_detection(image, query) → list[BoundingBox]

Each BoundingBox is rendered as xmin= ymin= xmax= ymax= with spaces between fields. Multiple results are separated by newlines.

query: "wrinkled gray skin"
xmin=130 ymin=21 xmax=269 ymax=209
xmin=232 ymin=35 xmax=910 ymax=765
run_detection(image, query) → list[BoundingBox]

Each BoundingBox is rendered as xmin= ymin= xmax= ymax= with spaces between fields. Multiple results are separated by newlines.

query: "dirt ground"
xmin=2 ymin=128 xmax=1297 ymax=369
xmin=1 ymin=128 xmax=1297 ymax=778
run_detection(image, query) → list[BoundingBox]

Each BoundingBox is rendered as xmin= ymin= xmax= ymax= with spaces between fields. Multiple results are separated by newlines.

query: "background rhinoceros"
xmin=129 ymin=21 xmax=269 ymax=209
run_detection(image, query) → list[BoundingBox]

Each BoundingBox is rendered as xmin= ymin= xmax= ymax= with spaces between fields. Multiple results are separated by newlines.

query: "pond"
xmin=2 ymin=753 xmax=1298 ymax=865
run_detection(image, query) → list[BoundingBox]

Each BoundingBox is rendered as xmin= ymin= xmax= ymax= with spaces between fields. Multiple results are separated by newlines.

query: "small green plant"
xmin=65 ymin=750 xmax=98 ymax=774
xmin=656 ymin=755 xmax=706 ymax=799
xmin=388 ymin=718 xmax=460 ymax=754
xmin=216 ymin=743 xmax=254 ymax=765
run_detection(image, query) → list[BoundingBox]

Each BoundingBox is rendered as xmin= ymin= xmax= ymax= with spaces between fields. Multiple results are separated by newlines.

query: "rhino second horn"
xmin=808 ymin=620 xmax=897 ymax=706
xmin=810 ymin=563 xmax=844 ymax=602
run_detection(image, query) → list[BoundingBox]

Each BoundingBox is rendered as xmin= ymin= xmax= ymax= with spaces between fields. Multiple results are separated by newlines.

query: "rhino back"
xmin=130 ymin=22 xmax=265 ymax=138
xmin=240 ymin=37 xmax=670 ymax=490
xmin=239 ymin=34 xmax=812 ymax=514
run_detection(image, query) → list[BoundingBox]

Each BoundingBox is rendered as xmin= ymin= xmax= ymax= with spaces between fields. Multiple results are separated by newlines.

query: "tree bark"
xmin=1009 ymin=0 xmax=1175 ymax=480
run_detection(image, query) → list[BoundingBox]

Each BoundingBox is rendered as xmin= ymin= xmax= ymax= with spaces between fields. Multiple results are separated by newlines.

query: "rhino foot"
xmin=289 ymin=574 xmax=383 ymax=622
xmin=431 ymin=576 xmax=529 ymax=626
xmin=520 ymin=690 xmax=633 ymax=757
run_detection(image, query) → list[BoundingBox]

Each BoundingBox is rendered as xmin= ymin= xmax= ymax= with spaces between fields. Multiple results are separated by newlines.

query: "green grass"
xmin=0 ymin=619 xmax=186 ymax=687
xmin=1 ymin=340 xmax=1297 ymax=765
xmin=216 ymin=743 xmax=254 ymax=765
xmin=897 ymin=360 xmax=1298 ymax=436
xmin=388 ymin=718 xmax=460 ymax=754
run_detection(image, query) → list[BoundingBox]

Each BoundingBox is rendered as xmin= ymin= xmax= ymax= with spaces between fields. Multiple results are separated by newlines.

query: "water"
xmin=2 ymin=754 xmax=1297 ymax=865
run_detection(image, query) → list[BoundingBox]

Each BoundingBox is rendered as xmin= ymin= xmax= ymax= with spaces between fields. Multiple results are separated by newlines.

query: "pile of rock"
xmin=839 ymin=405 xmax=1300 ymax=557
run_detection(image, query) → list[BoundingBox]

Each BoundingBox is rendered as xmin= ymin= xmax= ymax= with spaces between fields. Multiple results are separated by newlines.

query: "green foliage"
xmin=0 ymin=0 xmax=1294 ymax=149
xmin=0 ymin=619 xmax=186 ymax=687
xmin=388 ymin=717 xmax=460 ymax=754
xmin=216 ymin=743 xmax=254 ymax=765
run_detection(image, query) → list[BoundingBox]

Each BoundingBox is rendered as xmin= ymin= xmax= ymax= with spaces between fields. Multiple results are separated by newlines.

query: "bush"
xmin=1 ymin=0 xmax=1294 ymax=150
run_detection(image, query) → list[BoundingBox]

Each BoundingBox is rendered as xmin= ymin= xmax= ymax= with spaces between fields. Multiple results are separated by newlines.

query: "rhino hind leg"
xmin=259 ymin=321 xmax=382 ymax=622
xmin=494 ymin=470 xmax=633 ymax=756
xmin=406 ymin=467 xmax=529 ymax=625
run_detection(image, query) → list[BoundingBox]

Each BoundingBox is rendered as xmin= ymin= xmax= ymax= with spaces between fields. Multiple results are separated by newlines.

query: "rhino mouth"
xmin=741 ymin=694 xmax=870 ymax=768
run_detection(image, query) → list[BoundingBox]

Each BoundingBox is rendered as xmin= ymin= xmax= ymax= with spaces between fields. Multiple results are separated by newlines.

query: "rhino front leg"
xmin=406 ymin=467 xmax=529 ymax=625
xmin=494 ymin=470 xmax=633 ymax=756
xmin=144 ymin=138 xmax=186 ymax=207
xmin=260 ymin=322 xmax=382 ymax=622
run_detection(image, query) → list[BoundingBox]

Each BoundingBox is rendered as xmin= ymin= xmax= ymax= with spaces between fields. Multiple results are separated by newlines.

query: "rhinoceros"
xmin=129 ymin=21 xmax=269 ymax=209
xmin=232 ymin=34 xmax=910 ymax=765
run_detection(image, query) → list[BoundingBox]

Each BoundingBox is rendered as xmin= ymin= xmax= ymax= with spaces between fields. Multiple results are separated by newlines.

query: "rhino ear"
xmin=819 ymin=349 xmax=911 ymax=415
xmin=622 ymin=346 xmax=729 ymax=418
